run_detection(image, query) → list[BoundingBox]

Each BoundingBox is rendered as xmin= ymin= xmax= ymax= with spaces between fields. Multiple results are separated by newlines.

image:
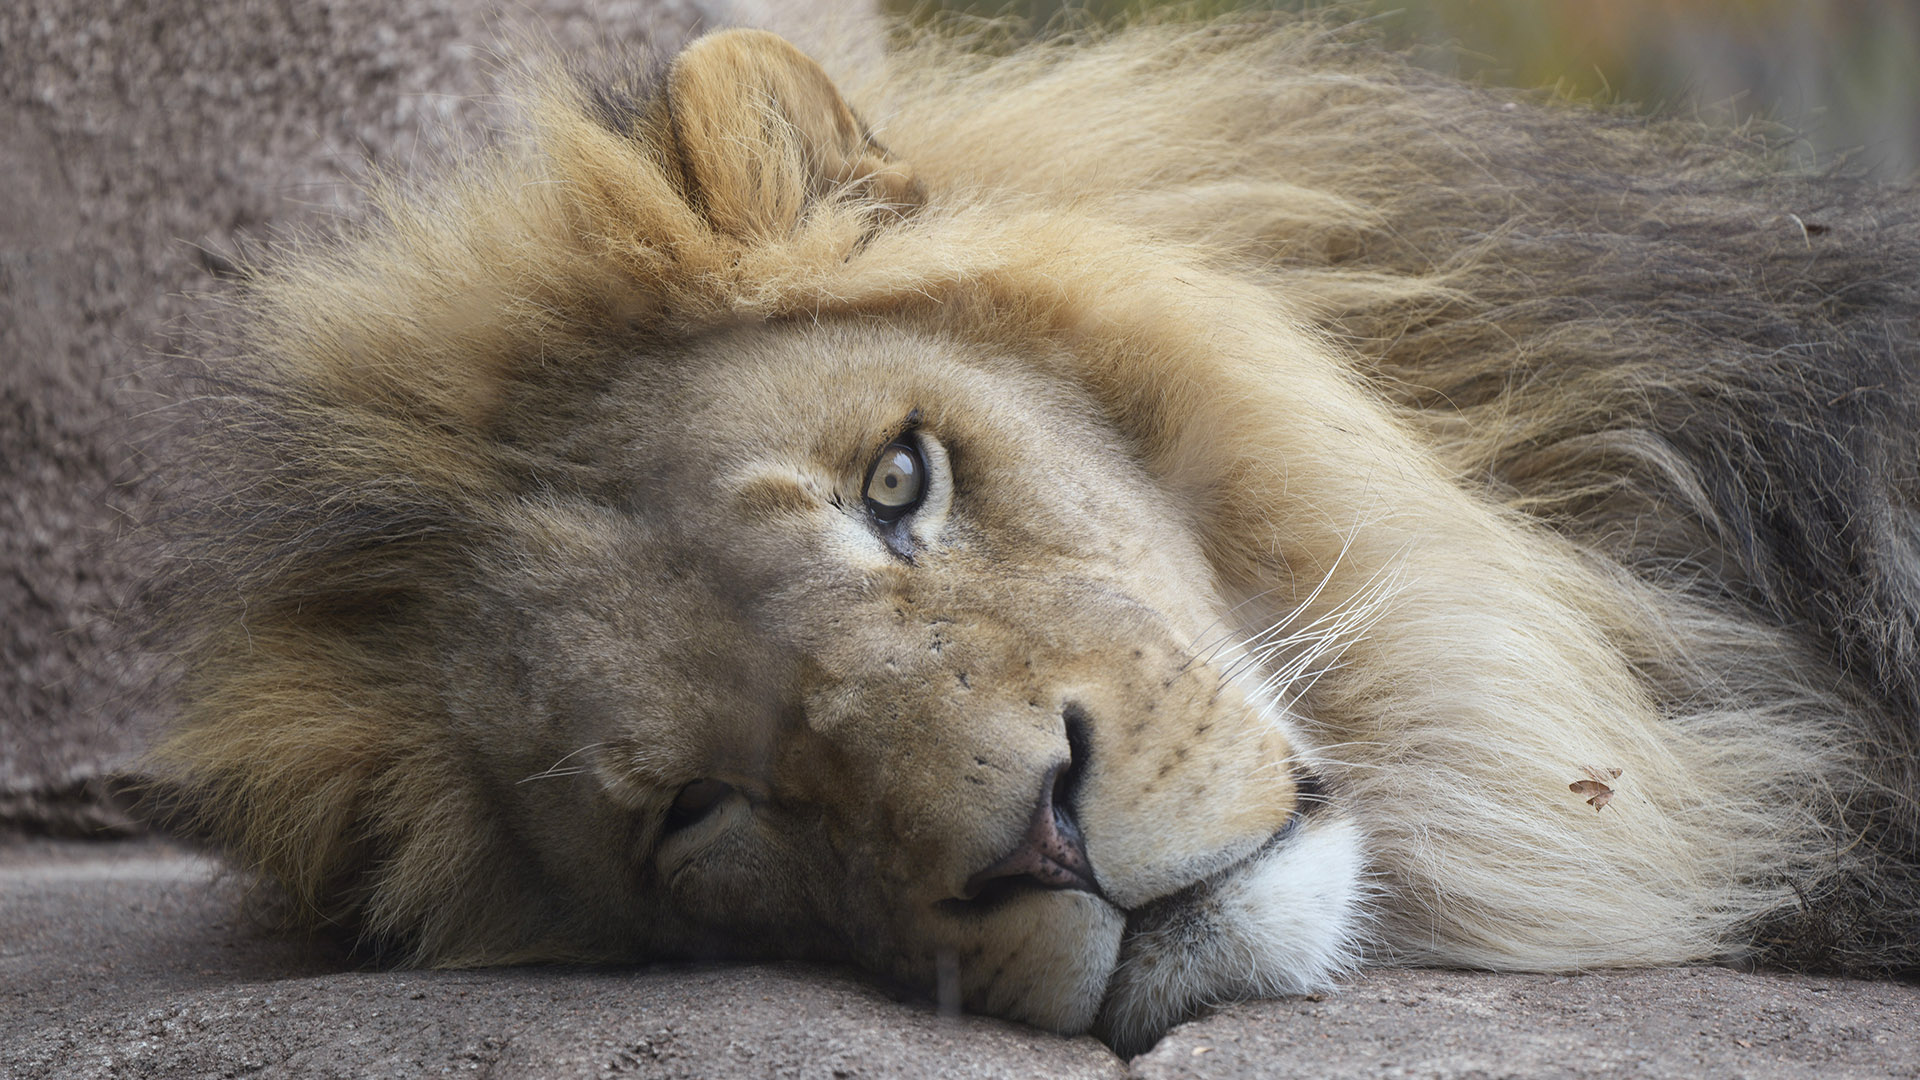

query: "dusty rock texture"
xmin=0 ymin=0 xmax=734 ymax=834
xmin=1134 ymin=968 xmax=1920 ymax=1080
xmin=7 ymin=839 xmax=1918 ymax=1079
xmin=1 ymin=839 xmax=1127 ymax=1079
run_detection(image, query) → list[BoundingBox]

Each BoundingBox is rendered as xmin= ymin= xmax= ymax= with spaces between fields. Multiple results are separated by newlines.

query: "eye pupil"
xmin=864 ymin=440 xmax=926 ymax=524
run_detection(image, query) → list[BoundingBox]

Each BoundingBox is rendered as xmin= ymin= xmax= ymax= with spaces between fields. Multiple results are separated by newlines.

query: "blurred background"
xmin=884 ymin=0 xmax=1920 ymax=178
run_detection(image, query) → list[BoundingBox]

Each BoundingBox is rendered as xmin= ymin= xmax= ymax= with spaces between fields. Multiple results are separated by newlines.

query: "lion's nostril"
xmin=1058 ymin=701 xmax=1093 ymax=811
xmin=961 ymin=763 xmax=1100 ymax=899
xmin=960 ymin=704 xmax=1100 ymax=901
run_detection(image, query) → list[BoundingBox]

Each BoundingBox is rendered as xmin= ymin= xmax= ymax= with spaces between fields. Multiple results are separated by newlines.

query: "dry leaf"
xmin=1569 ymin=779 xmax=1614 ymax=811
xmin=1569 ymin=765 xmax=1622 ymax=811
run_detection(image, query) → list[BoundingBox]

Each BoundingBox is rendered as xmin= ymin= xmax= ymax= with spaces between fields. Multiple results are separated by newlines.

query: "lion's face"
xmin=439 ymin=320 xmax=1360 ymax=1046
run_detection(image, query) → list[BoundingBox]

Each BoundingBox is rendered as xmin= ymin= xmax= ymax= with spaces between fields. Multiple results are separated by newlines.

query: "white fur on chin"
xmin=1096 ymin=814 xmax=1365 ymax=1050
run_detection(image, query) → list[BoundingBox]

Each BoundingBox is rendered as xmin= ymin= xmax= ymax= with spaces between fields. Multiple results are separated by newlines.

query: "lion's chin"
xmin=1090 ymin=814 xmax=1366 ymax=1056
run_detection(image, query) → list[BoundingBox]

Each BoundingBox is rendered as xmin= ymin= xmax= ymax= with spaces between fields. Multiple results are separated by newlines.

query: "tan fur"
xmin=156 ymin=16 xmax=1910 ymax=1052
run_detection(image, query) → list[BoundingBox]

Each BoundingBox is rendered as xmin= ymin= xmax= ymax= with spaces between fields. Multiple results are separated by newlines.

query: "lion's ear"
xmin=665 ymin=29 xmax=918 ymax=239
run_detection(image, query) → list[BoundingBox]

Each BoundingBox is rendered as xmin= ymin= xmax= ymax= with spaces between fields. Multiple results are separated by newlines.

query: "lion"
xmin=148 ymin=14 xmax=1919 ymax=1054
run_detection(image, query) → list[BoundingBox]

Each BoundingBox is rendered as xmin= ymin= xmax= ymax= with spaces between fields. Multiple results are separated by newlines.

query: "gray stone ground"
xmin=1134 ymin=970 xmax=1920 ymax=1080
xmin=6 ymin=1 xmax=1920 ymax=1076
xmin=6 ymin=839 xmax=1918 ymax=1079
xmin=0 ymin=839 xmax=1124 ymax=1079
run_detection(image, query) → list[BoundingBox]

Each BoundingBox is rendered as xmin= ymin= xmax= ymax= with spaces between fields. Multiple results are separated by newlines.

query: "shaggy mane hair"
xmin=154 ymin=13 xmax=1918 ymax=978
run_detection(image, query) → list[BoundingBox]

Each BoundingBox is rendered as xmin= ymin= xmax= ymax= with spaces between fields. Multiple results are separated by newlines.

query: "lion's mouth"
xmin=1091 ymin=768 xmax=1350 ymax=1054
xmin=922 ymin=764 xmax=1351 ymax=1047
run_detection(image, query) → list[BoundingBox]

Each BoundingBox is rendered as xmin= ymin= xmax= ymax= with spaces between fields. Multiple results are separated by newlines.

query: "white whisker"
xmin=517 ymin=741 xmax=607 ymax=785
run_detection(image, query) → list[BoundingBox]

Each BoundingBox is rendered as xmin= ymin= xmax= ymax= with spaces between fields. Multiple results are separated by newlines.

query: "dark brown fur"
xmin=1301 ymin=78 xmax=1920 ymax=969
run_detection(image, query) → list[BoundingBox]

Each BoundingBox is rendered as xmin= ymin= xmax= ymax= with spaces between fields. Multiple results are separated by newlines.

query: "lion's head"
xmin=156 ymin=28 xmax=1373 ymax=1049
xmin=156 ymin=19 xmax=1883 ymax=1054
xmin=449 ymin=316 xmax=1365 ymax=1044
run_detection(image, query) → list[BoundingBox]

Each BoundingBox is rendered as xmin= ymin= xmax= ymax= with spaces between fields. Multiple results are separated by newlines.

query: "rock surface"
xmin=1135 ymin=968 xmax=1920 ymax=1080
xmin=1 ymin=839 xmax=1126 ymax=1079
xmin=7 ymin=839 xmax=1918 ymax=1079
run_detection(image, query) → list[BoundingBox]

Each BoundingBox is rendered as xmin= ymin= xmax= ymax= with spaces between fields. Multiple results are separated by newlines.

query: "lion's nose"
xmin=961 ymin=760 xmax=1101 ymax=899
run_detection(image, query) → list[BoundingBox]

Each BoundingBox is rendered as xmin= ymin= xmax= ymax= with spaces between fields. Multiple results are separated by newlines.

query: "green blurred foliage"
xmin=881 ymin=0 xmax=1920 ymax=176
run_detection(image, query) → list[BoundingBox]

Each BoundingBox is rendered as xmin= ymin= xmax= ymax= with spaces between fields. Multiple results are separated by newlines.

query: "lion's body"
xmin=156 ymin=16 xmax=1918 ymax=1050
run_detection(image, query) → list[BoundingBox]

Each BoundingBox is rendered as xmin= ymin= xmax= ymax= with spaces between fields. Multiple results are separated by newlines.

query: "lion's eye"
xmin=663 ymin=778 xmax=733 ymax=834
xmin=863 ymin=440 xmax=925 ymax=524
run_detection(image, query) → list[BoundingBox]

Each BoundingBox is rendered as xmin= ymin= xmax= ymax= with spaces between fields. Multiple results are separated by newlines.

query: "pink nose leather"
xmin=962 ymin=765 xmax=1099 ymax=897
